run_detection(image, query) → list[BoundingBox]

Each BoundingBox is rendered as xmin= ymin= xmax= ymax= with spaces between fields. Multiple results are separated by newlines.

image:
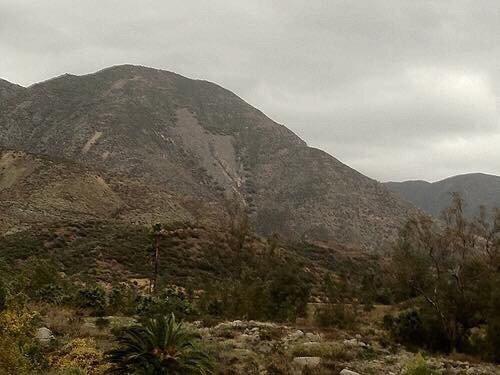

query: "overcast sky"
xmin=1 ymin=0 xmax=499 ymax=182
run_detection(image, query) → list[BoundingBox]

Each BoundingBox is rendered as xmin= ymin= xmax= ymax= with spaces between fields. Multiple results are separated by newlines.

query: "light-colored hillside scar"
xmin=103 ymin=75 xmax=149 ymax=96
xmin=0 ymin=151 xmax=38 ymax=190
xmin=82 ymin=131 xmax=103 ymax=154
xmin=172 ymin=108 xmax=241 ymax=190
xmin=29 ymin=173 xmax=123 ymax=215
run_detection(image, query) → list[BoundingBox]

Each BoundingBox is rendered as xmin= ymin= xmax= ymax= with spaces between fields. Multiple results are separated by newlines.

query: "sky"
xmin=1 ymin=0 xmax=499 ymax=182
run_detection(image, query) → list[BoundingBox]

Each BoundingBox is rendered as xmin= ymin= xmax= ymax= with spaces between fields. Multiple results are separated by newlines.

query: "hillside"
xmin=385 ymin=173 xmax=500 ymax=218
xmin=0 ymin=149 xmax=219 ymax=234
xmin=0 ymin=65 xmax=416 ymax=250
xmin=0 ymin=78 xmax=25 ymax=101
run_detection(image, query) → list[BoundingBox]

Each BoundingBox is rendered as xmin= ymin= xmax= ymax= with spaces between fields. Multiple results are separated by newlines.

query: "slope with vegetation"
xmin=0 ymin=196 xmax=498 ymax=373
xmin=0 ymin=65 xmax=416 ymax=250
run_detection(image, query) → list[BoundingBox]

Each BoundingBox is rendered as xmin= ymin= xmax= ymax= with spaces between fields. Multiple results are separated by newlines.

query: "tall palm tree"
xmin=106 ymin=314 xmax=214 ymax=374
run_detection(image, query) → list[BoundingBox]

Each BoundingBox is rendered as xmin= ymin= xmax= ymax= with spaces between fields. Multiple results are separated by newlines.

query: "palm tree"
xmin=106 ymin=314 xmax=214 ymax=374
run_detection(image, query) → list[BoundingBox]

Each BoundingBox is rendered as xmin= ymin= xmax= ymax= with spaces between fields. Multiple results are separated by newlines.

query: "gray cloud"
xmin=1 ymin=0 xmax=499 ymax=181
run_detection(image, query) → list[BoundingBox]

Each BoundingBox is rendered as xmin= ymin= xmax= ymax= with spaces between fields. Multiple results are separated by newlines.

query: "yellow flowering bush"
xmin=0 ymin=309 xmax=40 ymax=338
xmin=0 ymin=308 xmax=41 ymax=374
xmin=51 ymin=338 xmax=108 ymax=374
xmin=0 ymin=335 xmax=31 ymax=374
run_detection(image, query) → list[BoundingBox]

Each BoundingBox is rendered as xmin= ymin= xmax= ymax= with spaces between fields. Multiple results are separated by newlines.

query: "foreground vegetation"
xmin=384 ymin=194 xmax=499 ymax=361
xmin=0 ymin=196 xmax=498 ymax=373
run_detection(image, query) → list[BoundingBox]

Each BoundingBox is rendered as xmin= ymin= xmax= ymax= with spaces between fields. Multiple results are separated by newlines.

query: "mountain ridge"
xmin=0 ymin=78 xmax=25 ymax=100
xmin=0 ymin=64 xmax=417 ymax=250
xmin=385 ymin=172 xmax=500 ymax=218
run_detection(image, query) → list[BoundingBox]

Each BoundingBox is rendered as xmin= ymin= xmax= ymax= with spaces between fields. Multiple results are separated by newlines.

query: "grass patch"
xmin=290 ymin=342 xmax=353 ymax=361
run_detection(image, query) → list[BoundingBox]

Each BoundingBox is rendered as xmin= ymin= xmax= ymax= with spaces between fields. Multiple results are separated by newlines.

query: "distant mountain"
xmin=385 ymin=173 xmax=500 ymax=218
xmin=0 ymin=65 xmax=417 ymax=250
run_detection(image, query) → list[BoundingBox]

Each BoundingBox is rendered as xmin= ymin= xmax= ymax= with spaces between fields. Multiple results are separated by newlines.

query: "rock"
xmin=198 ymin=327 xmax=210 ymax=337
xmin=248 ymin=320 xmax=279 ymax=328
xmin=292 ymin=357 xmax=321 ymax=373
xmin=239 ymin=333 xmax=258 ymax=343
xmin=287 ymin=329 xmax=305 ymax=342
xmin=343 ymin=338 xmax=358 ymax=346
xmin=230 ymin=320 xmax=244 ymax=328
xmin=304 ymin=332 xmax=321 ymax=342
xmin=35 ymin=327 xmax=54 ymax=344
xmin=244 ymin=327 xmax=261 ymax=337
xmin=340 ymin=369 xmax=362 ymax=375
xmin=256 ymin=342 xmax=273 ymax=354
xmin=343 ymin=338 xmax=368 ymax=347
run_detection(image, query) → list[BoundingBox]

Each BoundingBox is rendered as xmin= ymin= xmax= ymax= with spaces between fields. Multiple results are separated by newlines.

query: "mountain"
xmin=0 ymin=78 xmax=25 ymax=101
xmin=385 ymin=173 xmax=500 ymax=218
xmin=0 ymin=65 xmax=416 ymax=250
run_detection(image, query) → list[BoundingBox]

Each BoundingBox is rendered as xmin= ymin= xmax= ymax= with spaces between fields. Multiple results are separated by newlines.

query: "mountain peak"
xmin=0 ymin=65 xmax=417 ymax=250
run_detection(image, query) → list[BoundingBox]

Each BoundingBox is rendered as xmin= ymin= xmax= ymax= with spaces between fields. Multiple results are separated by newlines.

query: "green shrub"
xmin=107 ymin=283 xmax=137 ymax=315
xmin=199 ymin=261 xmax=311 ymax=323
xmin=136 ymin=287 xmax=194 ymax=319
xmin=383 ymin=309 xmax=449 ymax=352
xmin=384 ymin=310 xmax=424 ymax=346
xmin=266 ymin=265 xmax=311 ymax=321
xmin=35 ymin=284 xmax=68 ymax=305
xmin=19 ymin=258 xmax=64 ymax=300
xmin=404 ymin=354 xmax=438 ymax=375
xmin=73 ymin=285 xmax=106 ymax=316
xmin=95 ymin=317 xmax=110 ymax=330
xmin=315 ymin=304 xmax=357 ymax=329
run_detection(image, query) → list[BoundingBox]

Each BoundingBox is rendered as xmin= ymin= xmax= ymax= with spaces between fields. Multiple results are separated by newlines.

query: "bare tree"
xmin=150 ymin=223 xmax=162 ymax=294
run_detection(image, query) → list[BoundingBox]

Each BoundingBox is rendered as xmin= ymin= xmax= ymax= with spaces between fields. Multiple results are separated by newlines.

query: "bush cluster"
xmin=199 ymin=261 xmax=311 ymax=322
xmin=385 ymin=195 xmax=500 ymax=362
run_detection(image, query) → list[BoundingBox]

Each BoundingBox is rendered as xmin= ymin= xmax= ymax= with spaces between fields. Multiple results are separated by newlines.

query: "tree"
xmin=265 ymin=264 xmax=311 ymax=321
xmin=486 ymin=275 xmax=500 ymax=362
xmin=150 ymin=223 xmax=163 ymax=294
xmin=106 ymin=314 xmax=214 ymax=374
xmin=388 ymin=194 xmax=499 ymax=352
xmin=224 ymin=196 xmax=251 ymax=254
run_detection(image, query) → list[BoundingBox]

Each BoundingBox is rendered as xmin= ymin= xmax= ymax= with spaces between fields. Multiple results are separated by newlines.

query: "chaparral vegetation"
xmin=0 ymin=195 xmax=498 ymax=374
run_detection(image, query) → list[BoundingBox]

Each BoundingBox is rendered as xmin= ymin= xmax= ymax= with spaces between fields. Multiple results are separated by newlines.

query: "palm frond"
xmin=106 ymin=314 xmax=214 ymax=374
